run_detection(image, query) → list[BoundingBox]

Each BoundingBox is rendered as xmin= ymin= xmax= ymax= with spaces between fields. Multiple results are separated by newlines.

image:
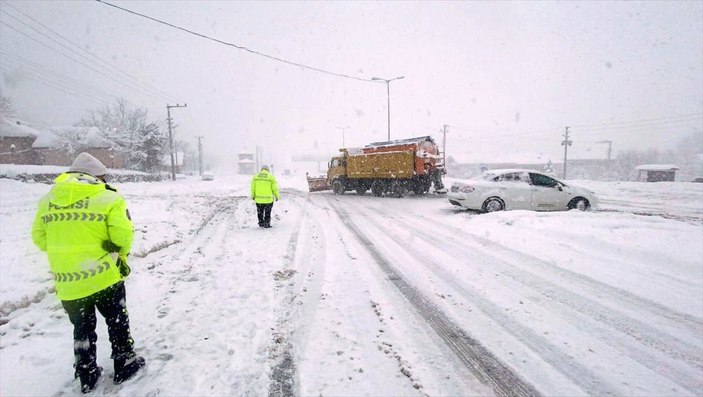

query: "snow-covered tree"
xmin=0 ymin=94 xmax=16 ymax=120
xmin=78 ymin=99 xmax=166 ymax=172
xmin=129 ymin=123 xmax=166 ymax=173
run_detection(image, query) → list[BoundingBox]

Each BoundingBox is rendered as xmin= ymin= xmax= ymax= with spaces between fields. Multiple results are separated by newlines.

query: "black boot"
xmin=113 ymin=355 xmax=146 ymax=384
xmin=79 ymin=365 xmax=102 ymax=394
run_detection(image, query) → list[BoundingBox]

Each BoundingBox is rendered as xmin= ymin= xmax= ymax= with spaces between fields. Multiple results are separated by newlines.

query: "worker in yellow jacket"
xmin=250 ymin=164 xmax=280 ymax=228
xmin=31 ymin=152 xmax=145 ymax=393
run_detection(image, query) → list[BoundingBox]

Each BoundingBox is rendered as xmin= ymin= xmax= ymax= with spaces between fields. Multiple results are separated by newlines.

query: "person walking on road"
xmin=31 ymin=152 xmax=145 ymax=393
xmin=251 ymin=164 xmax=280 ymax=228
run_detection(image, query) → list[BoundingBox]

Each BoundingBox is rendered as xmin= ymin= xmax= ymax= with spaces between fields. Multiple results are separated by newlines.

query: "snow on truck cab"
xmin=307 ymin=136 xmax=447 ymax=198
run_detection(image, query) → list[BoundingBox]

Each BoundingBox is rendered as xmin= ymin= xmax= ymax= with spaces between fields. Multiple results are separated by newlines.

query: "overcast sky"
xmin=1 ymin=0 xmax=701 ymax=168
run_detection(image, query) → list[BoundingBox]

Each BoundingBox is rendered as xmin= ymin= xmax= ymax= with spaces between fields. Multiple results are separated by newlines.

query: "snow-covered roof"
xmin=0 ymin=120 xmax=42 ymax=138
xmin=31 ymin=130 xmax=64 ymax=148
xmin=238 ymin=158 xmax=255 ymax=164
xmin=635 ymin=164 xmax=679 ymax=171
xmin=51 ymin=126 xmax=111 ymax=148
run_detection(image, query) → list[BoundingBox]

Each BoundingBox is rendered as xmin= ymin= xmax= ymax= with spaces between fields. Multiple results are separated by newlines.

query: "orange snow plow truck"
xmin=306 ymin=136 xmax=446 ymax=197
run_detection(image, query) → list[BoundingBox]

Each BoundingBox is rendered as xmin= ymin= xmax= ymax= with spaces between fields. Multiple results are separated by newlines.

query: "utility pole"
xmin=597 ymin=140 xmax=612 ymax=161
xmin=166 ymin=103 xmax=187 ymax=181
xmin=441 ymin=124 xmax=449 ymax=171
xmin=561 ymin=126 xmax=572 ymax=179
xmin=196 ymin=135 xmax=204 ymax=175
xmin=336 ymin=126 xmax=350 ymax=147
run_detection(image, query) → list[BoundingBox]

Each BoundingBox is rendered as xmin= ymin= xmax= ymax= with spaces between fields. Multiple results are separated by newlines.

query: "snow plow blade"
xmin=307 ymin=176 xmax=330 ymax=192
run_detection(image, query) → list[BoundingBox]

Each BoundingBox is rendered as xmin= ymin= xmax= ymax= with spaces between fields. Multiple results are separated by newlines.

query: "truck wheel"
xmin=356 ymin=187 xmax=366 ymax=196
xmin=413 ymin=182 xmax=429 ymax=195
xmin=390 ymin=180 xmax=404 ymax=198
xmin=371 ymin=181 xmax=384 ymax=197
xmin=332 ymin=180 xmax=345 ymax=195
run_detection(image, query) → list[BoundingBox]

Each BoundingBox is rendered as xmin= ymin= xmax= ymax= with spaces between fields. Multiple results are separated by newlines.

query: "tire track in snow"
xmin=349 ymin=201 xmax=616 ymax=395
xmin=268 ymin=194 xmax=308 ymax=397
xmin=278 ymin=194 xmax=329 ymax=359
xmin=360 ymin=203 xmax=702 ymax=394
xmin=384 ymin=201 xmax=703 ymax=340
xmin=412 ymin=209 xmax=703 ymax=352
xmin=326 ymin=197 xmax=541 ymax=397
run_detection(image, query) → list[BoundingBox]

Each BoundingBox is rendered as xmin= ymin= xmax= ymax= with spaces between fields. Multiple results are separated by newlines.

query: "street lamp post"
xmin=336 ymin=126 xmax=350 ymax=147
xmin=371 ymin=76 xmax=404 ymax=141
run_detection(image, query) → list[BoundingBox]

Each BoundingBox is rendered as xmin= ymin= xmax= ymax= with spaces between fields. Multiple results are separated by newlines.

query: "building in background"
xmin=237 ymin=152 xmax=255 ymax=175
xmin=1 ymin=119 xmax=126 ymax=168
xmin=634 ymin=164 xmax=679 ymax=182
xmin=0 ymin=119 xmax=41 ymax=164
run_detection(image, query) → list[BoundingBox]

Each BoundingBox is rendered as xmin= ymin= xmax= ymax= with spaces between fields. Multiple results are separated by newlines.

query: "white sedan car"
xmin=202 ymin=171 xmax=215 ymax=181
xmin=448 ymin=169 xmax=598 ymax=212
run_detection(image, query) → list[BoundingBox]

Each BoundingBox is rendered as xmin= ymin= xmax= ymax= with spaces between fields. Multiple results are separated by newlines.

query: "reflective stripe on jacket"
xmin=250 ymin=170 xmax=280 ymax=204
xmin=31 ymin=172 xmax=134 ymax=301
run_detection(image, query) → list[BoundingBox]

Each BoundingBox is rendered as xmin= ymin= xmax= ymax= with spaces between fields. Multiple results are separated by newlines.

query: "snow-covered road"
xmin=1 ymin=175 xmax=701 ymax=396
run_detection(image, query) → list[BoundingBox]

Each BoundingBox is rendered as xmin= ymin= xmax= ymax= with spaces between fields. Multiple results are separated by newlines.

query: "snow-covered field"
xmin=1 ymin=171 xmax=702 ymax=396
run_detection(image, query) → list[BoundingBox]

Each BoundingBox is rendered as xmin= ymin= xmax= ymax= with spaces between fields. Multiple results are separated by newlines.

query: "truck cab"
xmin=327 ymin=156 xmax=347 ymax=193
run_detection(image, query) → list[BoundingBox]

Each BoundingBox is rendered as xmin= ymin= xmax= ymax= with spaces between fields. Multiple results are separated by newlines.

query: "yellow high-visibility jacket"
xmin=251 ymin=170 xmax=280 ymax=204
xmin=31 ymin=172 xmax=134 ymax=301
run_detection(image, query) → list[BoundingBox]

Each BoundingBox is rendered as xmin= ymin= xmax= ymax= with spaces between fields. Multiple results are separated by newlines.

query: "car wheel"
xmin=568 ymin=197 xmax=589 ymax=211
xmin=482 ymin=197 xmax=505 ymax=212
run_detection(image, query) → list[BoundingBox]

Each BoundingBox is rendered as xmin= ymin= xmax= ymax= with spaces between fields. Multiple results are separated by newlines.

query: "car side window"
xmin=500 ymin=173 xmax=514 ymax=181
xmin=529 ymin=173 xmax=558 ymax=187
xmin=500 ymin=172 xmax=528 ymax=183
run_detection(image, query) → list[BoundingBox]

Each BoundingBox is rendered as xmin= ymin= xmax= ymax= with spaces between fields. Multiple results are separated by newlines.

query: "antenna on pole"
xmin=561 ymin=126 xmax=572 ymax=179
xmin=166 ymin=103 xmax=187 ymax=181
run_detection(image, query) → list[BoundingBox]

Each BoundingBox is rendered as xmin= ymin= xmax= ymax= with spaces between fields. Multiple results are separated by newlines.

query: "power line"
xmin=0 ymin=52 xmax=117 ymax=104
xmin=0 ymin=18 xmax=168 ymax=103
xmin=2 ymin=3 xmax=176 ymax=101
xmin=449 ymin=114 xmax=702 ymax=144
xmin=95 ymin=0 xmax=378 ymax=83
xmin=570 ymin=113 xmax=702 ymax=129
xmin=0 ymin=63 xmax=114 ymax=106
xmin=0 ymin=49 xmax=123 ymax=105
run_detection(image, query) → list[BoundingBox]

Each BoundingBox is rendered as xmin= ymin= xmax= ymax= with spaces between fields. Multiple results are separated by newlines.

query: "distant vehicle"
xmin=692 ymin=177 xmax=703 ymax=183
xmin=448 ymin=169 xmax=598 ymax=212
xmin=202 ymin=171 xmax=214 ymax=181
xmin=307 ymin=136 xmax=446 ymax=197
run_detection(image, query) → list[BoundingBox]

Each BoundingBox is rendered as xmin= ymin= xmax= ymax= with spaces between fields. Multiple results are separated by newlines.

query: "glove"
xmin=102 ymin=240 xmax=121 ymax=253
xmin=117 ymin=256 xmax=131 ymax=277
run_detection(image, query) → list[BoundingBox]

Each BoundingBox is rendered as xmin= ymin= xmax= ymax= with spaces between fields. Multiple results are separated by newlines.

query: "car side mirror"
xmin=556 ymin=184 xmax=563 ymax=191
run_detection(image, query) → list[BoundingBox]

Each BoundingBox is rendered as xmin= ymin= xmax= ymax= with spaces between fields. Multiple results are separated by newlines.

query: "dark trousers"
xmin=256 ymin=202 xmax=273 ymax=226
xmin=62 ymin=281 xmax=136 ymax=375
